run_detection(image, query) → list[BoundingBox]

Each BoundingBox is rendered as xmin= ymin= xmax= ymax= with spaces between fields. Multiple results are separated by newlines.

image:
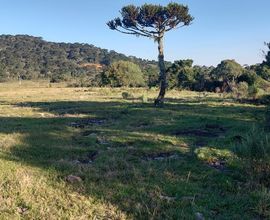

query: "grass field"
xmin=0 ymin=81 xmax=268 ymax=219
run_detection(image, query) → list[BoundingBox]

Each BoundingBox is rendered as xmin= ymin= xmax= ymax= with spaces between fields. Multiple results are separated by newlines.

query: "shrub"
xmin=234 ymin=126 xmax=270 ymax=187
xmin=102 ymin=61 xmax=146 ymax=87
xmin=248 ymin=85 xmax=260 ymax=100
xmin=231 ymin=82 xmax=249 ymax=99
xmin=50 ymin=72 xmax=71 ymax=83
xmin=122 ymin=92 xmax=133 ymax=100
xmin=258 ymin=94 xmax=270 ymax=105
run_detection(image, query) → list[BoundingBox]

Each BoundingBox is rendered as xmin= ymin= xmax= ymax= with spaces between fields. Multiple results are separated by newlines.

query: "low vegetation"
xmin=0 ymin=81 xmax=268 ymax=219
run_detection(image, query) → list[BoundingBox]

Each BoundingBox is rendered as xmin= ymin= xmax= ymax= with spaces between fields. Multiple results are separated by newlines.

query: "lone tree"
xmin=107 ymin=3 xmax=193 ymax=105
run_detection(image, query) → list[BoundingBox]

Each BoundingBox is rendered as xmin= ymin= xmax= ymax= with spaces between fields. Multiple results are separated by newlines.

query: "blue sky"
xmin=0 ymin=0 xmax=269 ymax=66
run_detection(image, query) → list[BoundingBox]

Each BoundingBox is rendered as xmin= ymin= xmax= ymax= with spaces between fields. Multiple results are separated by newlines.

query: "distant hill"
xmin=0 ymin=34 xmax=158 ymax=82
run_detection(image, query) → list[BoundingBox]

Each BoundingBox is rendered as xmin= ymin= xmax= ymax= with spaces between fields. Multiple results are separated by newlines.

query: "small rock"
xmin=66 ymin=175 xmax=82 ymax=183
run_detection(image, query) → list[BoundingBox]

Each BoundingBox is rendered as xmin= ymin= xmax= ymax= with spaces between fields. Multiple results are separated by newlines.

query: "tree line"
xmin=0 ymin=34 xmax=157 ymax=85
xmin=0 ymin=34 xmax=269 ymax=98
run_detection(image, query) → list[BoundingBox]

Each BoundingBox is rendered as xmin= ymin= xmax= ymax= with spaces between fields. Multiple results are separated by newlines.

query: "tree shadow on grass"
xmin=0 ymin=99 xmax=264 ymax=218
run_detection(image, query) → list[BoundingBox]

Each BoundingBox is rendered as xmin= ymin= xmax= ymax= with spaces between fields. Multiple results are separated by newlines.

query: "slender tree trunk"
xmin=155 ymin=36 xmax=167 ymax=106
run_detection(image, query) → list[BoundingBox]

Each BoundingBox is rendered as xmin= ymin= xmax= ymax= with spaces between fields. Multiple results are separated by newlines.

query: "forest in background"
xmin=0 ymin=35 xmax=269 ymax=99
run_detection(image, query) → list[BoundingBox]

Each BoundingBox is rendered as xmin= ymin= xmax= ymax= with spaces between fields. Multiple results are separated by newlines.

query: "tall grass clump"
xmin=251 ymin=187 xmax=270 ymax=219
xmin=265 ymin=105 xmax=270 ymax=130
xmin=234 ymin=126 xmax=270 ymax=187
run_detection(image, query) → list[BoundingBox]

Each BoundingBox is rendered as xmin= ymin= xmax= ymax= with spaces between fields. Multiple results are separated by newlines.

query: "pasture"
xmin=0 ymin=81 xmax=267 ymax=219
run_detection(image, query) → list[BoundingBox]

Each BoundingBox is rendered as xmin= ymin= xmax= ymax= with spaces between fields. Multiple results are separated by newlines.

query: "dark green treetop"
xmin=107 ymin=3 xmax=193 ymax=39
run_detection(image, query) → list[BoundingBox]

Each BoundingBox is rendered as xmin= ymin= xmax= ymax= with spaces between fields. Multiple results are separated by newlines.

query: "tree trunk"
xmin=154 ymin=36 xmax=167 ymax=106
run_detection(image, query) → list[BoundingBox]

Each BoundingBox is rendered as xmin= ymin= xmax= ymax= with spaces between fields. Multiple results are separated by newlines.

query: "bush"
xmin=248 ymin=85 xmax=260 ymax=100
xmin=234 ymin=127 xmax=270 ymax=187
xmin=122 ymin=92 xmax=133 ymax=100
xmin=102 ymin=61 xmax=146 ymax=87
xmin=258 ymin=94 xmax=270 ymax=104
xmin=231 ymin=82 xmax=249 ymax=99
xmin=50 ymin=72 xmax=71 ymax=83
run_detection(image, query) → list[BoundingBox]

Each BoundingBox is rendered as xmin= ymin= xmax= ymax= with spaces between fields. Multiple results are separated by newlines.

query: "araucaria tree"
xmin=107 ymin=3 xmax=193 ymax=105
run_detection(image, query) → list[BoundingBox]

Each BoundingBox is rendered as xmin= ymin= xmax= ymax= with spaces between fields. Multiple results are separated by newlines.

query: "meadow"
xmin=0 ymin=81 xmax=268 ymax=219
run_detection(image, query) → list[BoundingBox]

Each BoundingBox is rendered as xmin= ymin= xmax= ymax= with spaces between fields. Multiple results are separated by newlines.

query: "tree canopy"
xmin=212 ymin=59 xmax=244 ymax=82
xmin=0 ymin=34 xmax=158 ymax=83
xmin=107 ymin=3 xmax=193 ymax=40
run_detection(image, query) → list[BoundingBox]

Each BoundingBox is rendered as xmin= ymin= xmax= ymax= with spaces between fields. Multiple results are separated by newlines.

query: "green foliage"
xmin=248 ymin=85 xmax=260 ymax=99
xmin=193 ymin=65 xmax=213 ymax=91
xmin=212 ymin=59 xmax=244 ymax=83
xmin=195 ymin=147 xmax=234 ymax=163
xmin=50 ymin=71 xmax=71 ymax=83
xmin=0 ymin=63 xmax=9 ymax=82
xmin=143 ymin=64 xmax=159 ymax=88
xmin=258 ymin=94 xmax=270 ymax=104
xmin=235 ymin=127 xmax=270 ymax=160
xmin=102 ymin=61 xmax=146 ymax=87
xmin=258 ymin=65 xmax=270 ymax=81
xmin=231 ymin=82 xmax=249 ymax=99
xmin=107 ymin=3 xmax=193 ymax=39
xmin=167 ymin=59 xmax=195 ymax=89
xmin=251 ymin=188 xmax=270 ymax=219
xmin=238 ymin=69 xmax=258 ymax=85
xmin=0 ymin=35 xmax=157 ymax=84
xmin=234 ymin=127 xmax=270 ymax=186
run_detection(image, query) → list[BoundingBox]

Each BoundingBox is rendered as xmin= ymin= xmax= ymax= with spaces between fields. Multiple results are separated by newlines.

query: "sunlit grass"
xmin=0 ymin=81 xmax=267 ymax=219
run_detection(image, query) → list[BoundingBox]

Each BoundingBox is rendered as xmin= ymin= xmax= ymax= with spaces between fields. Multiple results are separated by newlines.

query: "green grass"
xmin=0 ymin=81 xmax=268 ymax=219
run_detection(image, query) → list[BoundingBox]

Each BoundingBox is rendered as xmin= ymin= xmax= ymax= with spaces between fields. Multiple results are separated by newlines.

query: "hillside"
xmin=0 ymin=34 xmax=157 ymax=82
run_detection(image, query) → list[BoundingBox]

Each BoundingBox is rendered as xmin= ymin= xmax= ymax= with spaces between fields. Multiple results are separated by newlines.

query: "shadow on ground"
xmin=0 ymin=99 xmax=265 ymax=218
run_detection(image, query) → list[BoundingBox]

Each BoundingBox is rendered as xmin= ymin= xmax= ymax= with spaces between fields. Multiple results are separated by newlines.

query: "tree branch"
xmin=113 ymin=26 xmax=154 ymax=38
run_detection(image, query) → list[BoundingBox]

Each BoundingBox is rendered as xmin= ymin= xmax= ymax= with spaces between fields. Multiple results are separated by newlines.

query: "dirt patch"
xmin=69 ymin=118 xmax=106 ymax=128
xmin=142 ymin=152 xmax=180 ymax=161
